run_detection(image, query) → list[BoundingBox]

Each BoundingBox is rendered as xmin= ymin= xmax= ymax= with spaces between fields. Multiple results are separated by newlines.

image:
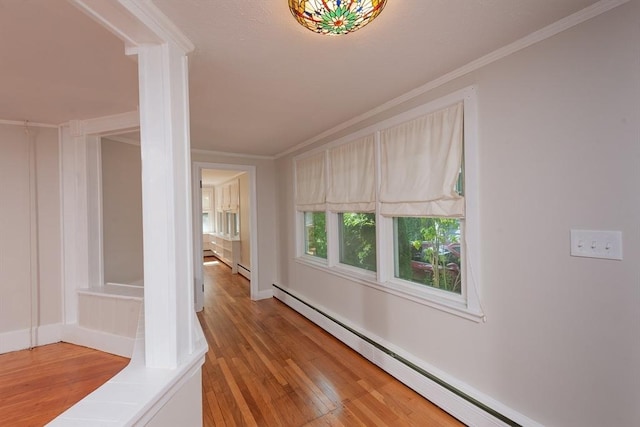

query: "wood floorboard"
xmin=199 ymin=260 xmax=465 ymax=427
xmin=0 ymin=342 xmax=129 ymax=426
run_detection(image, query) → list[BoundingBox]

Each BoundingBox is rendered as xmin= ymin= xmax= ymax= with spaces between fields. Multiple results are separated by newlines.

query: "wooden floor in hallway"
xmin=199 ymin=259 xmax=464 ymax=427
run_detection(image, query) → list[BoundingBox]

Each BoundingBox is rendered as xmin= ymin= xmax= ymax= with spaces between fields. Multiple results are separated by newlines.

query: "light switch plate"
xmin=570 ymin=229 xmax=622 ymax=260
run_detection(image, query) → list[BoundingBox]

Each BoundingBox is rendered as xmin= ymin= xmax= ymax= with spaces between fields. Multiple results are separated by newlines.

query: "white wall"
xmin=192 ymin=152 xmax=277 ymax=297
xmin=101 ymin=138 xmax=143 ymax=285
xmin=275 ymin=2 xmax=640 ymax=426
xmin=0 ymin=123 xmax=61 ymax=351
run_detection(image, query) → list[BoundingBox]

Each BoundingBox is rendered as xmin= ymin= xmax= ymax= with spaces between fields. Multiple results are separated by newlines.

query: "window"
xmin=304 ymin=212 xmax=327 ymax=258
xmin=226 ymin=212 xmax=239 ymax=238
xmin=339 ymin=213 xmax=376 ymax=272
xmin=294 ymin=87 xmax=481 ymax=320
xmin=394 ymin=217 xmax=461 ymax=294
xmin=202 ymin=212 xmax=213 ymax=234
xmin=216 ymin=211 xmax=224 ymax=234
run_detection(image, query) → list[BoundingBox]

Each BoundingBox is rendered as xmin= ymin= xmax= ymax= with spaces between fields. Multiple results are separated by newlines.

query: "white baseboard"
xmin=37 ymin=323 xmax=62 ymax=345
xmin=0 ymin=323 xmax=62 ymax=354
xmin=255 ymin=288 xmax=273 ymax=300
xmin=0 ymin=329 xmax=31 ymax=354
xmin=238 ymin=264 xmax=251 ymax=280
xmin=273 ymin=285 xmax=542 ymax=427
xmin=61 ymin=324 xmax=135 ymax=358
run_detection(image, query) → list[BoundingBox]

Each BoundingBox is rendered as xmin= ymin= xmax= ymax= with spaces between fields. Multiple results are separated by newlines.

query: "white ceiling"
xmin=1 ymin=0 xmax=601 ymax=156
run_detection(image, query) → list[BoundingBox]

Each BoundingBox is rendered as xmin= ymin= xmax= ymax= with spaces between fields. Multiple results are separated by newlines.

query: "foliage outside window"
xmin=339 ymin=213 xmax=376 ymax=272
xmin=304 ymin=212 xmax=327 ymax=259
xmin=395 ymin=218 xmax=461 ymax=294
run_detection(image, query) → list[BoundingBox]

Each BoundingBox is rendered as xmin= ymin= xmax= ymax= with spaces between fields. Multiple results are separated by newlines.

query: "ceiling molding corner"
xmin=70 ymin=0 xmax=194 ymax=53
xmin=119 ymin=0 xmax=195 ymax=53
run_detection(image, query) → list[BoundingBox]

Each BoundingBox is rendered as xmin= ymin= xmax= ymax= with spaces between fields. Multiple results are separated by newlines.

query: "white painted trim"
xmin=70 ymin=0 xmax=194 ymax=54
xmin=137 ymin=43 xmax=195 ymax=369
xmin=193 ymin=162 xmax=260 ymax=301
xmin=0 ymin=324 xmax=62 ymax=354
xmin=192 ymin=164 xmax=205 ymax=312
xmin=81 ymin=110 xmax=139 ymax=135
xmin=51 ymin=313 xmax=208 ymax=426
xmin=37 ymin=323 xmax=63 ymax=345
xmin=87 ymin=135 xmax=104 ymax=290
xmin=0 ymin=119 xmax=58 ymax=128
xmin=191 ymin=147 xmax=275 ymax=161
xmin=62 ymin=324 xmax=135 ymax=358
xmin=275 ymin=0 xmax=630 ymax=159
xmin=274 ymin=286 xmax=543 ymax=427
xmin=28 ymin=126 xmax=40 ymax=348
xmin=256 ymin=289 xmax=274 ymax=300
xmin=103 ymin=134 xmax=140 ymax=146
xmin=117 ymin=0 xmax=195 ymax=53
xmin=238 ymin=264 xmax=251 ymax=280
xmin=0 ymin=329 xmax=32 ymax=354
xmin=58 ymin=127 xmax=66 ymax=326
xmin=60 ymin=125 xmax=89 ymax=325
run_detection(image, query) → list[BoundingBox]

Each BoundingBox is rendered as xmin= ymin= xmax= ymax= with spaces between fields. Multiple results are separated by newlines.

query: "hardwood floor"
xmin=199 ymin=259 xmax=464 ymax=427
xmin=0 ymin=342 xmax=129 ymax=426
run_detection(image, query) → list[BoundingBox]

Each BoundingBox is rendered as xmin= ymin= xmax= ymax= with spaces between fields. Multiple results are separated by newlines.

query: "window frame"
xmin=294 ymin=86 xmax=483 ymax=322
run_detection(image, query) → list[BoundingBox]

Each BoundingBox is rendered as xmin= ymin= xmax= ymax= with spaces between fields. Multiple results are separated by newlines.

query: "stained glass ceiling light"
xmin=288 ymin=0 xmax=387 ymax=36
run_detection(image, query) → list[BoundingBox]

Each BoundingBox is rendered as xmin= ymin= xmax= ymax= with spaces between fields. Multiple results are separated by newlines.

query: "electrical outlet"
xmin=570 ymin=230 xmax=622 ymax=260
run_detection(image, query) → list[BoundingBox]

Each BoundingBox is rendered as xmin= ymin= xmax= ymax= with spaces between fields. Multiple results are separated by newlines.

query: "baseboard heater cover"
xmin=238 ymin=263 xmax=250 ymax=280
xmin=273 ymin=283 xmax=539 ymax=427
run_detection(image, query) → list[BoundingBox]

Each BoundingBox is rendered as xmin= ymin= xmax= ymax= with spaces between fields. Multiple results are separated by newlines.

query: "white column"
xmin=60 ymin=122 xmax=94 ymax=324
xmin=137 ymin=42 xmax=194 ymax=368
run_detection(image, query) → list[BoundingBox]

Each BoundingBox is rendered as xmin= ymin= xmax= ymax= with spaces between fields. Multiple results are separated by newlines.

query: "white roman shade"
xmin=327 ymin=135 xmax=376 ymax=212
xmin=379 ymin=102 xmax=464 ymax=217
xmin=295 ymin=152 xmax=326 ymax=211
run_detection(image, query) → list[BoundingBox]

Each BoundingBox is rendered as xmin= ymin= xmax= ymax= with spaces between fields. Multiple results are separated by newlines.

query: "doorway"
xmin=193 ymin=162 xmax=259 ymax=310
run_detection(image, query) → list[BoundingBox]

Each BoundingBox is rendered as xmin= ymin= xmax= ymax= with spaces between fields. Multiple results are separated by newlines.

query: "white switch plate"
xmin=570 ymin=229 xmax=623 ymax=260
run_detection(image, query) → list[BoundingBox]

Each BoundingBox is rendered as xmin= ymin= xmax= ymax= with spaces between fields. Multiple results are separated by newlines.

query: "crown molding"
xmin=0 ymin=119 xmax=58 ymax=128
xmin=70 ymin=0 xmax=194 ymax=54
xmin=103 ymin=135 xmax=141 ymax=146
xmin=275 ymin=0 xmax=630 ymax=159
xmin=118 ymin=0 xmax=195 ymax=53
xmin=191 ymin=148 xmax=275 ymax=161
xmin=83 ymin=111 xmax=140 ymax=135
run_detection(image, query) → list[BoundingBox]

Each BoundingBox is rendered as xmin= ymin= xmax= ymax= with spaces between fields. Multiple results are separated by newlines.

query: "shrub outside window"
xmin=304 ymin=212 xmax=327 ymax=259
xmin=339 ymin=213 xmax=376 ymax=272
xmin=394 ymin=218 xmax=461 ymax=294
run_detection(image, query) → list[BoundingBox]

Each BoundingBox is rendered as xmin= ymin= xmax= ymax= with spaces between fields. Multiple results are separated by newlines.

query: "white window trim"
xmin=294 ymin=86 xmax=484 ymax=322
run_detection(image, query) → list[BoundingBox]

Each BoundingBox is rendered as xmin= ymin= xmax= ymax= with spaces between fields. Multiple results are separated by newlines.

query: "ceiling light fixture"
xmin=288 ymin=0 xmax=387 ymax=36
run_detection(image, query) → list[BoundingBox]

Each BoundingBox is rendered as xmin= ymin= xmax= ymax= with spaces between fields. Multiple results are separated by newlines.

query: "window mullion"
xmin=326 ymin=210 xmax=339 ymax=267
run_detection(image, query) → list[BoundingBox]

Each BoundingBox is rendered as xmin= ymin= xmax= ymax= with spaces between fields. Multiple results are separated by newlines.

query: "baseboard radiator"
xmin=273 ymin=284 xmax=539 ymax=427
xmin=238 ymin=263 xmax=250 ymax=280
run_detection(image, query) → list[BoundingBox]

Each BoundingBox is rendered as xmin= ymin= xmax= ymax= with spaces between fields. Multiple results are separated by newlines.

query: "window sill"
xmin=294 ymin=257 xmax=485 ymax=323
